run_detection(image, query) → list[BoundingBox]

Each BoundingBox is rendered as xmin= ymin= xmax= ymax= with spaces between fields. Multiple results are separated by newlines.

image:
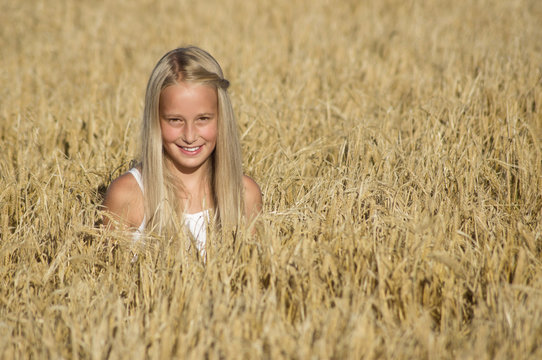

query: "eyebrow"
xmin=161 ymin=112 xmax=216 ymax=117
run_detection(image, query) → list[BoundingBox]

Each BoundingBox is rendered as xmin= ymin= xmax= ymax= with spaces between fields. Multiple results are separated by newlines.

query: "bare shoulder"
xmin=242 ymin=175 xmax=262 ymax=219
xmin=102 ymin=171 xmax=144 ymax=228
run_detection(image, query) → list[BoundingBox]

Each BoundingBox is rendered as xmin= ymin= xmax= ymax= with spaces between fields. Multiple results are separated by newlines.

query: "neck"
xmin=165 ymin=158 xmax=213 ymax=213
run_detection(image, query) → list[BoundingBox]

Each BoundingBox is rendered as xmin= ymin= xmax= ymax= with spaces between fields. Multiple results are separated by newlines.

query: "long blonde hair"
xmin=140 ymin=46 xmax=243 ymax=236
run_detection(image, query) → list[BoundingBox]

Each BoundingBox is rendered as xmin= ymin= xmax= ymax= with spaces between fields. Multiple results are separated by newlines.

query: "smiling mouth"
xmin=177 ymin=145 xmax=203 ymax=154
xmin=181 ymin=146 xmax=201 ymax=152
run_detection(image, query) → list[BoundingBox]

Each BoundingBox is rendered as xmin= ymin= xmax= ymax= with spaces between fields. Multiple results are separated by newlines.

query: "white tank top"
xmin=128 ymin=168 xmax=208 ymax=253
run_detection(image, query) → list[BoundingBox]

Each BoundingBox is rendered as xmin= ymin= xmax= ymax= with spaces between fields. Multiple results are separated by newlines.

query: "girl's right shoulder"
xmin=106 ymin=172 xmax=142 ymax=201
xmin=102 ymin=171 xmax=144 ymax=228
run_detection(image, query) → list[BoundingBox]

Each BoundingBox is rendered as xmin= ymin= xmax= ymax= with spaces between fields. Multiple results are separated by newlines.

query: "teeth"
xmin=182 ymin=146 xmax=200 ymax=152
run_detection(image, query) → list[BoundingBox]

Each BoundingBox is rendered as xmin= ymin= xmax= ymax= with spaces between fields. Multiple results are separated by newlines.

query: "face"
xmin=159 ymin=82 xmax=218 ymax=175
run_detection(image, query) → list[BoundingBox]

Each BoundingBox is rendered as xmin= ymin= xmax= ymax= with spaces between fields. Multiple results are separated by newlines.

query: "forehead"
xmin=159 ymin=82 xmax=218 ymax=112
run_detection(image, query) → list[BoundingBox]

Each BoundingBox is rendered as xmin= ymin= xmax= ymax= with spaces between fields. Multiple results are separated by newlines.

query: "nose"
xmin=182 ymin=122 xmax=197 ymax=144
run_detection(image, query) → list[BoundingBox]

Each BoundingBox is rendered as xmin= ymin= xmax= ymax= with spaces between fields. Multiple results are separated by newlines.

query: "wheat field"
xmin=1 ymin=0 xmax=541 ymax=358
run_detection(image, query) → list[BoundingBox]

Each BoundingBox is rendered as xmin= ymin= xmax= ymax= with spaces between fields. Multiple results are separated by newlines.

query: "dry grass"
xmin=1 ymin=0 xmax=541 ymax=358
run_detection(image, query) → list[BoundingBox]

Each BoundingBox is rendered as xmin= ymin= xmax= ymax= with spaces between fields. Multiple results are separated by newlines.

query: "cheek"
xmin=202 ymin=123 xmax=218 ymax=143
xmin=160 ymin=122 xmax=179 ymax=142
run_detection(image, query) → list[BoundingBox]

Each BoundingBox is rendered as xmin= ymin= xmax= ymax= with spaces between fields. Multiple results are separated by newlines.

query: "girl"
xmin=103 ymin=46 xmax=262 ymax=252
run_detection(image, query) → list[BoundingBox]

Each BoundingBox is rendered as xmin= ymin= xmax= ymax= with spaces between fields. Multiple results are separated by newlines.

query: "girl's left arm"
xmin=243 ymin=175 xmax=263 ymax=221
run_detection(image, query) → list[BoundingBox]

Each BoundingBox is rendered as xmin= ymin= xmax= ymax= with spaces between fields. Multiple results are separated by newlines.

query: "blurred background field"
xmin=1 ymin=0 xmax=541 ymax=358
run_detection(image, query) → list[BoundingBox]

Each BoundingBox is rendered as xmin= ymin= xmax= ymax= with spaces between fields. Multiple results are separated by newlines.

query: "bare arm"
xmin=102 ymin=173 xmax=144 ymax=230
xmin=243 ymin=175 xmax=263 ymax=223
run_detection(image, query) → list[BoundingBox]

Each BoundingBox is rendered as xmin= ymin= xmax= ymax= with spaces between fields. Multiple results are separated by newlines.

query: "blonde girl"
xmin=103 ymin=46 xmax=262 ymax=250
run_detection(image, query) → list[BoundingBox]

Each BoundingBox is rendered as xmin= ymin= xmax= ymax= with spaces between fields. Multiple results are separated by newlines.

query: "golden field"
xmin=1 ymin=0 xmax=541 ymax=358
